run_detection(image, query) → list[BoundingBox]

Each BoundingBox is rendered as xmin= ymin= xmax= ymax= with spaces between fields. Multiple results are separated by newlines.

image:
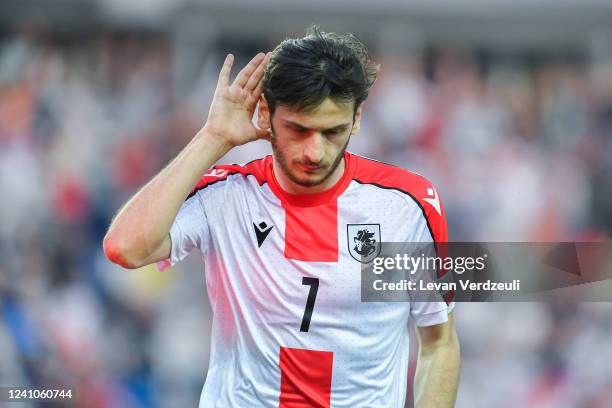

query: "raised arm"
xmin=103 ymin=52 xmax=271 ymax=269
xmin=414 ymin=311 xmax=460 ymax=408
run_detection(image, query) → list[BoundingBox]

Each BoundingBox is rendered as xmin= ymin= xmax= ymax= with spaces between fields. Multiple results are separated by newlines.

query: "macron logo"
xmin=253 ymin=221 xmax=274 ymax=248
xmin=423 ymin=187 xmax=441 ymax=216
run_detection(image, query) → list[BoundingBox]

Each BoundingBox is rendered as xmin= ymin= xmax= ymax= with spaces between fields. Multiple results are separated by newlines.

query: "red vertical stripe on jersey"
xmin=284 ymin=202 xmax=338 ymax=262
xmin=279 ymin=347 xmax=334 ymax=408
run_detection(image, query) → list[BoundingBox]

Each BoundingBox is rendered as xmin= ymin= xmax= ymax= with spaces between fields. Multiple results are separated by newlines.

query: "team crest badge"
xmin=347 ymin=224 xmax=381 ymax=264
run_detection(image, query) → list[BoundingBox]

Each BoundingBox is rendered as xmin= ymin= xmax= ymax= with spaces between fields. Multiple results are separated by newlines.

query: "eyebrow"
xmin=282 ymin=119 xmax=351 ymax=132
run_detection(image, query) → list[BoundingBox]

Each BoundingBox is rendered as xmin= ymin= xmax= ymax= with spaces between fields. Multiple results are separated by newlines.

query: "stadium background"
xmin=1 ymin=0 xmax=612 ymax=406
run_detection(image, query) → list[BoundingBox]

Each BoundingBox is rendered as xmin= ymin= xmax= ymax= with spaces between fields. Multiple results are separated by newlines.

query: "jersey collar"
xmin=266 ymin=151 xmax=354 ymax=207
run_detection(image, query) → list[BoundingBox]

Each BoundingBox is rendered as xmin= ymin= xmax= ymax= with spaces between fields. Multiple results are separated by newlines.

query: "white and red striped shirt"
xmin=159 ymin=151 xmax=453 ymax=407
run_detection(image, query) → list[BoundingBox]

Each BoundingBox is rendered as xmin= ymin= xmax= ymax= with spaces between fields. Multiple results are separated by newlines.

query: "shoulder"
xmin=348 ymin=152 xmax=448 ymax=242
xmin=350 ymin=153 xmax=442 ymax=212
xmin=186 ymin=156 xmax=271 ymax=200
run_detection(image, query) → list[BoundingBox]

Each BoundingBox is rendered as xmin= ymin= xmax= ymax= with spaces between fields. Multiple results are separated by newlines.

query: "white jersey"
xmin=158 ymin=152 xmax=454 ymax=408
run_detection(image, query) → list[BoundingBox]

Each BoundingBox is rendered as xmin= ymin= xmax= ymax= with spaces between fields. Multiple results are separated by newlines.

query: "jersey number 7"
xmin=300 ymin=277 xmax=319 ymax=332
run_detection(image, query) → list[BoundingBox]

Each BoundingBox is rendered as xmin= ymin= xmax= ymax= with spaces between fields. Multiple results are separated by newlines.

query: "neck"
xmin=272 ymin=157 xmax=346 ymax=195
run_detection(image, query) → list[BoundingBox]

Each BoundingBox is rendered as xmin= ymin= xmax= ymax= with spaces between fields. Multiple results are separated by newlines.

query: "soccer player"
xmin=103 ymin=27 xmax=460 ymax=408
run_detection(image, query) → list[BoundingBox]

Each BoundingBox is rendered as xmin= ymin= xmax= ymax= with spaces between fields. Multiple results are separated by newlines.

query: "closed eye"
xmin=324 ymin=127 xmax=348 ymax=137
xmin=285 ymin=121 xmax=350 ymax=136
xmin=290 ymin=125 xmax=309 ymax=134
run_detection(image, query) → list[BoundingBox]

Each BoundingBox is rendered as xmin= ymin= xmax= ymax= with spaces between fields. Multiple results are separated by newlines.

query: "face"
xmin=258 ymin=97 xmax=362 ymax=191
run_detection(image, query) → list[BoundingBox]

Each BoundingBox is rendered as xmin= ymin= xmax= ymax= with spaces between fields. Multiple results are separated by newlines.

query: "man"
xmin=103 ymin=27 xmax=460 ymax=408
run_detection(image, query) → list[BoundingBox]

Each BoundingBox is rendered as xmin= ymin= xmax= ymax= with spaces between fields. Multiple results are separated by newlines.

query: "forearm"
xmin=414 ymin=330 xmax=460 ymax=408
xmin=103 ymin=129 xmax=231 ymax=267
xmin=104 ymin=52 xmax=269 ymax=268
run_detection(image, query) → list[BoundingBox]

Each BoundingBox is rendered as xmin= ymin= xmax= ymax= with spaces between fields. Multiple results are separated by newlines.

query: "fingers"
xmin=251 ymin=73 xmax=265 ymax=99
xmin=245 ymin=60 xmax=266 ymax=92
xmin=248 ymin=54 xmax=271 ymax=102
xmin=245 ymin=52 xmax=271 ymax=92
xmin=233 ymin=53 xmax=265 ymax=88
xmin=217 ymin=54 xmax=234 ymax=88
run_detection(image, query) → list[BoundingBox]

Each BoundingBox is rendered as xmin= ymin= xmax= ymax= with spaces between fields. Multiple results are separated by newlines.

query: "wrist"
xmin=195 ymin=127 xmax=234 ymax=156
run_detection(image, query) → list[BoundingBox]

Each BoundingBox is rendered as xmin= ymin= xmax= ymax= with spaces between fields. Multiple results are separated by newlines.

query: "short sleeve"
xmin=410 ymin=181 xmax=455 ymax=326
xmin=156 ymin=192 xmax=210 ymax=271
xmin=410 ymin=301 xmax=455 ymax=327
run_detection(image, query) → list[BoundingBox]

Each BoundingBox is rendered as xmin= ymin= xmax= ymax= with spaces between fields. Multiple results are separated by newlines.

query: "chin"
xmin=290 ymin=173 xmax=327 ymax=188
xmin=294 ymin=177 xmax=325 ymax=188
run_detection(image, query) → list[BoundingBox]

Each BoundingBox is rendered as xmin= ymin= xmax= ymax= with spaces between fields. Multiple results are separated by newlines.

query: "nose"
xmin=303 ymin=133 xmax=325 ymax=165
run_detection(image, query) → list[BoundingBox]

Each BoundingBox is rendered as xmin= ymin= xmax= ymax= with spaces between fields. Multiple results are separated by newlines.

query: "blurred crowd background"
xmin=1 ymin=1 xmax=612 ymax=407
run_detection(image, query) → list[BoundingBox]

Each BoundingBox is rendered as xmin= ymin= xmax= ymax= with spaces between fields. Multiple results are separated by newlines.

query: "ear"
xmin=351 ymin=104 xmax=363 ymax=134
xmin=257 ymin=96 xmax=271 ymax=129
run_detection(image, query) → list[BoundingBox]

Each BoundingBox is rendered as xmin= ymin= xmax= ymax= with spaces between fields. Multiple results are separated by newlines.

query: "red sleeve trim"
xmin=186 ymin=156 xmax=270 ymax=200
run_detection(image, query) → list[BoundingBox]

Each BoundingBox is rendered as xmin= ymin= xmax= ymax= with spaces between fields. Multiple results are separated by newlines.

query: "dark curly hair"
xmin=263 ymin=26 xmax=379 ymax=116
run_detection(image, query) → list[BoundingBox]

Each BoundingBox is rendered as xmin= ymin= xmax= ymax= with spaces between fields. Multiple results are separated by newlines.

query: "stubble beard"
xmin=270 ymin=130 xmax=350 ymax=188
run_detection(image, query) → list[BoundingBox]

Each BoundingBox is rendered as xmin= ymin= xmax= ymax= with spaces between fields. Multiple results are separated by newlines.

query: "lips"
xmin=298 ymin=163 xmax=322 ymax=172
